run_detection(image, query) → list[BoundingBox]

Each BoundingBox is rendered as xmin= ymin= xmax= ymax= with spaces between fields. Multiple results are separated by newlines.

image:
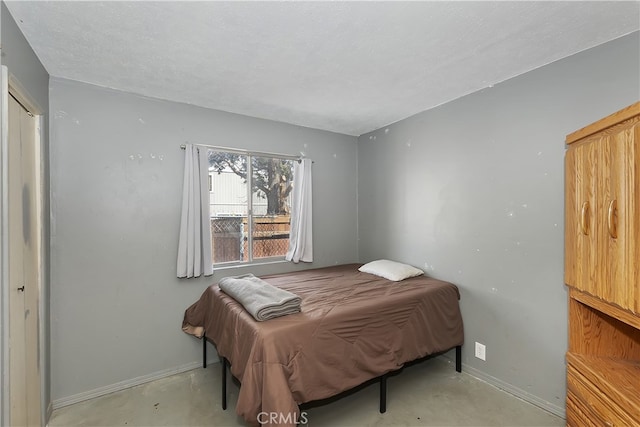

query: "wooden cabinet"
xmin=565 ymin=103 xmax=640 ymax=312
xmin=565 ymin=102 xmax=640 ymax=426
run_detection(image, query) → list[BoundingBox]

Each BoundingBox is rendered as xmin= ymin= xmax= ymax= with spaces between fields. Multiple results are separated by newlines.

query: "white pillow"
xmin=358 ymin=259 xmax=424 ymax=282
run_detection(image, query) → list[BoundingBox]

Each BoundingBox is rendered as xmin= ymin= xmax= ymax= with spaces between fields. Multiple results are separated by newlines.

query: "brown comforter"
xmin=182 ymin=264 xmax=464 ymax=426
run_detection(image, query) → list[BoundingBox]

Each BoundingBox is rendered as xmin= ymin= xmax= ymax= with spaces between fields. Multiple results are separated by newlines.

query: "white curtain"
xmin=286 ymin=158 xmax=313 ymax=263
xmin=177 ymin=144 xmax=213 ymax=278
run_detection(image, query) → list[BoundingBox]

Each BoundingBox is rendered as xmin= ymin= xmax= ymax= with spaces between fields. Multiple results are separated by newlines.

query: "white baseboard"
xmin=457 ymin=361 xmax=565 ymax=419
xmin=52 ymin=359 xmax=219 ymax=410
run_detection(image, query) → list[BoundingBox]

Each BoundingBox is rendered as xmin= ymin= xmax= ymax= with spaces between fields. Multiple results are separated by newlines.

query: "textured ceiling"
xmin=5 ymin=1 xmax=640 ymax=136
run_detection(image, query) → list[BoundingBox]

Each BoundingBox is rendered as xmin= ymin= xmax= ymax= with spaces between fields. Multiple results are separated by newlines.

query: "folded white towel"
xmin=218 ymin=274 xmax=301 ymax=321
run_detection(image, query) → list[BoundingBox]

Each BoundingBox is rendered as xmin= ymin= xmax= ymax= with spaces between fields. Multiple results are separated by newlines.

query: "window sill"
xmin=213 ymin=259 xmax=289 ymax=272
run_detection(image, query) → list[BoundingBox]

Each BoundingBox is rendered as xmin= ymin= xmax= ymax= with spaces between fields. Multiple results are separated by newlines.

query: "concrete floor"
xmin=49 ymin=358 xmax=564 ymax=426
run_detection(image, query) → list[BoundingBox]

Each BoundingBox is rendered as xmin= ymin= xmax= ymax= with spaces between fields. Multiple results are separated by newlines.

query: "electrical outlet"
xmin=475 ymin=342 xmax=486 ymax=361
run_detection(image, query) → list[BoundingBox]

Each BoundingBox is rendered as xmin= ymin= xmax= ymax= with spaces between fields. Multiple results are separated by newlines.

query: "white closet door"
xmin=8 ymin=91 xmax=42 ymax=427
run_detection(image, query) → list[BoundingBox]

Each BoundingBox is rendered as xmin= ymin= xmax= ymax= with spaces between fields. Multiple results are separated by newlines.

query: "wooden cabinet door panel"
xmin=602 ymin=119 xmax=639 ymax=313
xmin=634 ymin=123 xmax=640 ymax=314
xmin=597 ymin=134 xmax=615 ymax=305
xmin=565 ymin=147 xmax=579 ymax=288
xmin=566 ymin=140 xmax=599 ymax=296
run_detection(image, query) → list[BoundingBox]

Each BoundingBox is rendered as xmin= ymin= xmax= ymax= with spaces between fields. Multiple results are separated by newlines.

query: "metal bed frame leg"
xmin=222 ymin=357 xmax=228 ymax=410
xmin=203 ymin=334 xmax=207 ymax=369
xmin=456 ymin=345 xmax=462 ymax=373
xmin=202 ymin=334 xmax=228 ymax=411
xmin=379 ymin=374 xmax=387 ymax=413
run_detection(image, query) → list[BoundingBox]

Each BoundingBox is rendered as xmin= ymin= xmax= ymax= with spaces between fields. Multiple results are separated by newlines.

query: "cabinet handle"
xmin=607 ymin=199 xmax=617 ymax=239
xmin=580 ymin=201 xmax=589 ymax=235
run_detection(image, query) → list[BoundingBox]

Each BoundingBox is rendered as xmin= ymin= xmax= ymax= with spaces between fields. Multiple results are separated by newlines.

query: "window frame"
xmin=207 ymin=147 xmax=297 ymax=267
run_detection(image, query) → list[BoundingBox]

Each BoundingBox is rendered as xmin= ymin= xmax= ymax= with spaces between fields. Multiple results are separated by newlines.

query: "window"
xmin=208 ymin=149 xmax=295 ymax=265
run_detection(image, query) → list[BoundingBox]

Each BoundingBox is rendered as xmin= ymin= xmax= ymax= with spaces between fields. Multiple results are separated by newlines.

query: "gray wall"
xmin=0 ymin=0 xmax=51 ymax=419
xmin=49 ymin=78 xmax=358 ymax=403
xmin=358 ymin=32 xmax=640 ymax=416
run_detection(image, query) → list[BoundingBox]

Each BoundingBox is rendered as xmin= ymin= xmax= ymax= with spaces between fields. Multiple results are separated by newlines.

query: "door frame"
xmin=0 ymin=65 xmax=45 ymax=427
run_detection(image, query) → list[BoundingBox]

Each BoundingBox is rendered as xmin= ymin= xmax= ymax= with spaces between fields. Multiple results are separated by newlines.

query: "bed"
xmin=182 ymin=263 xmax=464 ymax=426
